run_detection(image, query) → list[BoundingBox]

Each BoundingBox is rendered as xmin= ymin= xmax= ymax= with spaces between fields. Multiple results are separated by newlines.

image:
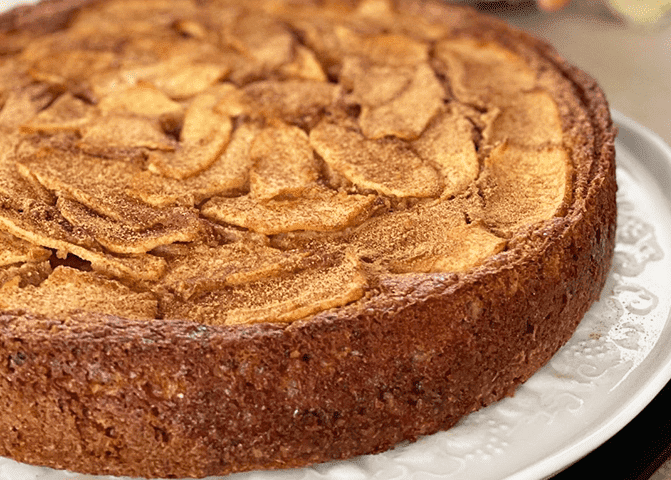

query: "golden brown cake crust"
xmin=0 ymin=0 xmax=616 ymax=478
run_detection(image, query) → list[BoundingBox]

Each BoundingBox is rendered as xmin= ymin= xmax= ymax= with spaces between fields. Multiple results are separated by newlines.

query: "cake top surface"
xmin=0 ymin=0 xmax=576 ymax=326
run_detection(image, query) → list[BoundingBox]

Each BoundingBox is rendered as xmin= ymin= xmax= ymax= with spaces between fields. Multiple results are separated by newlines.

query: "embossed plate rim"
xmin=504 ymin=108 xmax=671 ymax=479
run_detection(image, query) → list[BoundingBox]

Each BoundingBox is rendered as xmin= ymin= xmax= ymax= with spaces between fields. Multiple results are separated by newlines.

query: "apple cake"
xmin=0 ymin=0 xmax=616 ymax=478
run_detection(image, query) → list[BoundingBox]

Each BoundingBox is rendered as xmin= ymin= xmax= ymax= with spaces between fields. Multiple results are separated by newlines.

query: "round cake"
xmin=0 ymin=0 xmax=616 ymax=478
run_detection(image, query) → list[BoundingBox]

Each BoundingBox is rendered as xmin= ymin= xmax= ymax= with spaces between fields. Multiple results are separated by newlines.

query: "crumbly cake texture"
xmin=0 ymin=0 xmax=616 ymax=478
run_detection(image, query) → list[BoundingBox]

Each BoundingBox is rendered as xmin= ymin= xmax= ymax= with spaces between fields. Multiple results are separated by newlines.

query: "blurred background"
xmin=468 ymin=0 xmax=671 ymax=145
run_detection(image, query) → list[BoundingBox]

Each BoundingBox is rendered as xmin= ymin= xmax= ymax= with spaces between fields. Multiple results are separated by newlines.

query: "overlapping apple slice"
xmin=235 ymin=80 xmax=342 ymax=129
xmin=341 ymin=57 xmax=414 ymax=107
xmin=0 ymin=230 xmax=50 ymax=267
xmin=340 ymin=50 xmax=445 ymax=140
xmin=97 ymin=84 xmax=183 ymax=118
xmin=21 ymin=93 xmax=95 ymax=134
xmin=434 ymin=37 xmax=536 ymax=106
xmin=219 ymin=10 xmax=328 ymax=83
xmin=249 ymin=124 xmax=319 ymax=200
xmin=334 ymin=25 xmax=429 ymax=66
xmin=80 ymin=115 xmax=177 ymax=152
xmin=129 ymin=123 xmax=258 ymax=207
xmin=476 ymin=143 xmax=572 ymax=235
xmin=202 ymin=187 xmax=376 ymax=235
xmin=25 ymin=48 xmax=117 ymax=89
xmin=57 ymin=197 xmax=202 ymax=255
xmin=84 ymin=44 xmax=229 ymax=101
xmin=352 ymin=197 xmax=505 ymax=274
xmin=0 ymin=200 xmax=167 ymax=282
xmin=0 ymin=59 xmax=27 ymax=97
xmin=0 ymin=196 xmax=52 ymax=289
xmin=482 ymin=90 xmax=564 ymax=147
xmin=162 ymin=249 xmax=366 ymax=325
xmin=147 ymin=88 xmax=232 ymax=179
xmin=279 ymin=46 xmax=328 ymax=82
xmin=22 ymin=86 xmax=184 ymax=150
xmin=212 ymin=83 xmax=250 ymax=117
xmin=350 ymin=0 xmax=448 ymax=41
xmin=0 ymin=84 xmax=55 ymax=129
xmin=411 ymin=108 xmax=479 ymax=198
xmin=223 ymin=13 xmax=295 ymax=72
xmin=17 ymin=150 xmax=193 ymax=230
xmin=0 ymin=266 xmax=158 ymax=320
xmin=161 ymin=242 xmax=305 ymax=300
xmin=0 ymin=134 xmax=46 ymax=207
xmin=310 ymin=120 xmax=442 ymax=197
xmin=7 ymin=148 xmax=211 ymax=281
xmin=200 ymin=122 xmax=377 ymax=235
xmin=0 ymin=136 xmax=89 ymax=253
xmin=18 ymin=150 xmax=203 ymax=248
xmin=123 ymin=58 xmax=228 ymax=100
xmin=357 ymin=62 xmax=445 ymax=140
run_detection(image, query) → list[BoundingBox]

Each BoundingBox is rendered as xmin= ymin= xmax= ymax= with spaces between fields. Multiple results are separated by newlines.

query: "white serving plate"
xmin=1 ymin=1 xmax=670 ymax=475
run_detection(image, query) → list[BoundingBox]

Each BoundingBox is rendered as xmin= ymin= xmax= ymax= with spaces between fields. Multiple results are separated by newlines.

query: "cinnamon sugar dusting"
xmin=249 ymin=124 xmax=319 ymax=200
xmin=0 ymin=266 xmax=157 ymax=320
xmin=477 ymin=144 xmax=571 ymax=235
xmin=22 ymin=93 xmax=94 ymax=133
xmin=0 ymin=0 xmax=569 ymax=326
xmin=0 ymin=231 xmax=50 ymax=267
xmin=202 ymin=186 xmax=376 ymax=235
xmin=97 ymin=84 xmax=183 ymax=118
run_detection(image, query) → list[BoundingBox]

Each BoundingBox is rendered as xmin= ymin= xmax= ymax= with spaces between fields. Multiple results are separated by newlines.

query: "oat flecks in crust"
xmin=0 ymin=0 xmax=567 ymax=326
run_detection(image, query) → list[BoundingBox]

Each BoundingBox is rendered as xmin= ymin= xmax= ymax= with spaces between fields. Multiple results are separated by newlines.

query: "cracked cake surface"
xmin=0 ymin=0 xmax=616 ymax=478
